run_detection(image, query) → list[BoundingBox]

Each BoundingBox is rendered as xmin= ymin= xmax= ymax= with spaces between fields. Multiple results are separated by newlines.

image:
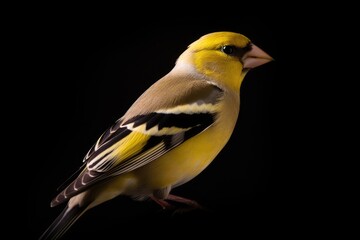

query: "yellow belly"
xmin=134 ymin=123 xmax=229 ymax=189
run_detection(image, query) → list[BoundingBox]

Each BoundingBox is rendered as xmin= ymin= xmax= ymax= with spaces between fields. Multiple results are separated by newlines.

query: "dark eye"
xmin=221 ymin=45 xmax=235 ymax=55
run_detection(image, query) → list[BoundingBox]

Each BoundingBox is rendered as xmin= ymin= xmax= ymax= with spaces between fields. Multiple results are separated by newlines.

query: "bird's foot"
xmin=151 ymin=194 xmax=206 ymax=213
xmin=150 ymin=196 xmax=175 ymax=210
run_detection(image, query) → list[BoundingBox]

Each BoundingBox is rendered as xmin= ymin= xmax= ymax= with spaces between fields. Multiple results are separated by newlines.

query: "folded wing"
xmin=51 ymin=80 xmax=223 ymax=207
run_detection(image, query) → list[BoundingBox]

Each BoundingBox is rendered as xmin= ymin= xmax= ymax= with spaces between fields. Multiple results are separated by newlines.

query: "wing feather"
xmin=51 ymin=81 xmax=224 ymax=207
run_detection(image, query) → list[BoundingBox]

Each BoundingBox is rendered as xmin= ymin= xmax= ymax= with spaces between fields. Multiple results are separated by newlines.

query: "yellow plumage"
xmin=39 ymin=31 xmax=273 ymax=240
xmin=112 ymin=132 xmax=150 ymax=163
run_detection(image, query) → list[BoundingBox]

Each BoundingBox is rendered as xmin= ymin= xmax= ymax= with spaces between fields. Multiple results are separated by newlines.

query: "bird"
xmin=39 ymin=31 xmax=273 ymax=239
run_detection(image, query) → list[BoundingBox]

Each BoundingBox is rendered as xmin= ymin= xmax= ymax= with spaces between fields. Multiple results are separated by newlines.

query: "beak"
xmin=243 ymin=43 xmax=273 ymax=69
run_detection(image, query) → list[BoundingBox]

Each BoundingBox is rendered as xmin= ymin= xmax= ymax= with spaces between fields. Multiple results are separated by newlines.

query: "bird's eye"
xmin=221 ymin=45 xmax=235 ymax=55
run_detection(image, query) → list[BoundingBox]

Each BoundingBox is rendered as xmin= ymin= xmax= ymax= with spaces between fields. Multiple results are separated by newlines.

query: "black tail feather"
xmin=39 ymin=204 xmax=87 ymax=240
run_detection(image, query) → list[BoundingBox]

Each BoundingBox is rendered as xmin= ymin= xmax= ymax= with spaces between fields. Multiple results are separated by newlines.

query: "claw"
xmin=151 ymin=194 xmax=205 ymax=212
xmin=150 ymin=196 xmax=175 ymax=210
xmin=166 ymin=194 xmax=203 ymax=209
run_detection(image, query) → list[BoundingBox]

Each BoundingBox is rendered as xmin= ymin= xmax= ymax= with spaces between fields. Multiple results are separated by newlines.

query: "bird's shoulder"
xmin=123 ymin=72 xmax=224 ymax=121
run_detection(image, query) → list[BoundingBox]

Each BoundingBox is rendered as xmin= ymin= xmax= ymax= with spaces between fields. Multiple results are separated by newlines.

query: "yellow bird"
xmin=39 ymin=31 xmax=273 ymax=239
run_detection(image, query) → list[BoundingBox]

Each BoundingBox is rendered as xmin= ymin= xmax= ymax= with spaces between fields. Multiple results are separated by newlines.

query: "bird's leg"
xmin=166 ymin=194 xmax=203 ymax=209
xmin=150 ymin=196 xmax=174 ymax=209
xmin=151 ymin=187 xmax=204 ymax=211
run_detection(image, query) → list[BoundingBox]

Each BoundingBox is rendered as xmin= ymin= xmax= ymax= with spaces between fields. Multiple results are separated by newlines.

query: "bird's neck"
xmin=176 ymin=50 xmax=246 ymax=93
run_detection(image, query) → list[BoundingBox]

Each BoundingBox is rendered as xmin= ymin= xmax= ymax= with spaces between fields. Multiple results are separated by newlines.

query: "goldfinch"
xmin=39 ymin=31 xmax=273 ymax=239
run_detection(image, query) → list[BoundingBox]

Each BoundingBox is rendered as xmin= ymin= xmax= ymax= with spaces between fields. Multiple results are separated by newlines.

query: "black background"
xmin=28 ymin=15 xmax=285 ymax=239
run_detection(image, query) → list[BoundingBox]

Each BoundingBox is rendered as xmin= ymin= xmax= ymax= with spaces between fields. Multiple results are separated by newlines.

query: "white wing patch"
xmin=121 ymin=103 xmax=218 ymax=135
xmin=124 ymin=122 xmax=191 ymax=136
xmin=156 ymin=103 xmax=218 ymax=114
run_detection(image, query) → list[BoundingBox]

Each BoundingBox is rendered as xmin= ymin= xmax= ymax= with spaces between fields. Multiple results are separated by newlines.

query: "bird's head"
xmin=176 ymin=31 xmax=273 ymax=91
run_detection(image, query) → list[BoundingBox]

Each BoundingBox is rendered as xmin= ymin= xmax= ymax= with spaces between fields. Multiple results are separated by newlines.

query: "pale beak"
xmin=243 ymin=44 xmax=273 ymax=69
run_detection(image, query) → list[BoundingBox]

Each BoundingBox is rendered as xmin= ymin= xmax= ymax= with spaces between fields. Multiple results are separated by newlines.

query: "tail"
xmin=39 ymin=204 xmax=87 ymax=240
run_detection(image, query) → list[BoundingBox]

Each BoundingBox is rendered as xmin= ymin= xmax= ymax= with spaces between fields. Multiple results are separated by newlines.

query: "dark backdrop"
xmin=28 ymin=16 xmax=281 ymax=239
